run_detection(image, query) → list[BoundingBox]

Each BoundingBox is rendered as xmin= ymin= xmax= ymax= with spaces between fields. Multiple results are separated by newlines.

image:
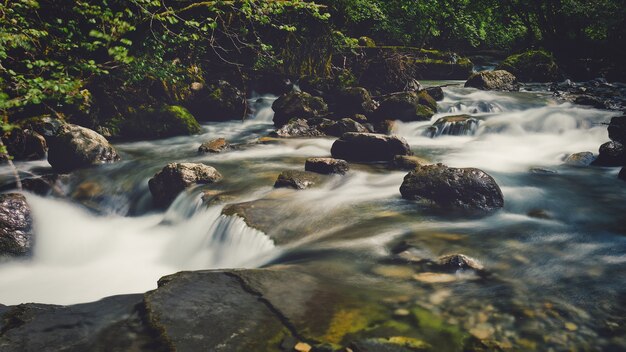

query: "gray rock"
xmin=400 ymin=163 xmax=504 ymax=212
xmin=0 ymin=193 xmax=33 ymax=256
xmin=273 ymin=119 xmax=325 ymax=138
xmin=305 ymin=158 xmax=349 ymax=175
xmin=436 ymin=254 xmax=484 ymax=272
xmin=426 ymin=115 xmax=478 ymax=137
xmin=319 ymin=118 xmax=369 ymax=137
xmin=390 ymin=155 xmax=430 ymax=170
xmin=47 ymin=124 xmax=120 ymax=173
xmin=331 ymin=133 xmax=412 ymax=162
xmin=464 ymin=70 xmax=519 ymax=91
xmin=272 ymin=91 xmax=328 ymax=127
xmin=564 ymin=152 xmax=596 ymax=166
xmin=148 ymin=163 xmax=222 ymax=207
xmin=274 ymin=170 xmax=322 ymax=189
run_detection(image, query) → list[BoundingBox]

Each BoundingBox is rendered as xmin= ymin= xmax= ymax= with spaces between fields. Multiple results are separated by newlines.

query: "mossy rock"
xmin=358 ymin=36 xmax=377 ymax=48
xmin=497 ymin=50 xmax=560 ymax=82
xmin=120 ymin=105 xmax=201 ymax=140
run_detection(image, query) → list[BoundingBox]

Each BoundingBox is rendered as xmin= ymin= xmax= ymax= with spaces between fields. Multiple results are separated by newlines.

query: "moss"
xmin=497 ymin=50 xmax=560 ymax=82
xmin=414 ymin=105 xmax=435 ymax=120
xmin=323 ymin=309 xmax=372 ymax=344
xmin=358 ymin=36 xmax=376 ymax=48
xmin=410 ymin=307 xmax=469 ymax=351
xmin=119 ymin=104 xmax=201 ymax=140
xmin=372 ymin=336 xmax=431 ymax=350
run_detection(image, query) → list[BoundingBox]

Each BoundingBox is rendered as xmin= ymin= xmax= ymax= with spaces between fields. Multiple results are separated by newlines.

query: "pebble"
xmin=470 ymin=323 xmax=495 ymax=340
xmin=413 ymin=272 xmax=457 ymax=283
xmin=373 ymin=265 xmax=415 ymax=279
xmin=393 ymin=308 xmax=411 ymax=317
xmin=294 ymin=342 xmax=312 ymax=352
xmin=565 ymin=322 xmax=578 ymax=331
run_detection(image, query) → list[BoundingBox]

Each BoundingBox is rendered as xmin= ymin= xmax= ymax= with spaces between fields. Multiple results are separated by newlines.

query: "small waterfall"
xmin=248 ymin=93 xmax=278 ymax=122
xmin=0 ymin=194 xmax=275 ymax=305
xmin=447 ymin=101 xmax=503 ymax=114
xmin=425 ymin=115 xmax=480 ymax=137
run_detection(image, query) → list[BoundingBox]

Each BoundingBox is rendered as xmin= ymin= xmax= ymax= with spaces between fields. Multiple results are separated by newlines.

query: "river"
xmin=0 ymin=83 xmax=624 ymax=350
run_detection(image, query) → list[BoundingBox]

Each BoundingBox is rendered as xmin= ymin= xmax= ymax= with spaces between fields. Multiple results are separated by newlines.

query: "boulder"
xmin=198 ymin=138 xmax=229 ymax=153
xmin=608 ymin=115 xmax=626 ymax=144
xmin=1 ymin=129 xmax=47 ymax=161
xmin=0 ymin=193 xmax=33 ymax=256
xmin=592 ymin=141 xmax=626 ymax=166
xmin=305 ymin=158 xmax=349 ymax=175
xmin=564 ymin=152 xmax=596 ymax=166
xmin=375 ymin=91 xmax=437 ymax=122
xmin=120 ymin=105 xmax=201 ymax=140
xmin=425 ymin=115 xmax=478 ymax=137
xmin=330 ymin=87 xmax=377 ymax=117
xmin=390 ymin=155 xmax=429 ymax=170
xmin=274 ymin=170 xmax=322 ymax=190
xmin=331 ymin=133 xmax=412 ymax=162
xmin=425 ymin=87 xmax=444 ymax=101
xmin=497 ymin=50 xmax=560 ymax=83
xmin=436 ymin=254 xmax=484 ymax=272
xmin=184 ymin=80 xmax=247 ymax=121
xmin=148 ymin=163 xmax=222 ymax=207
xmin=272 ymin=118 xmax=325 ymax=138
xmin=47 ymin=124 xmax=120 ymax=173
xmin=399 ymin=163 xmax=504 ymax=212
xmin=464 ymin=70 xmax=519 ymax=91
xmin=272 ymin=91 xmax=328 ymax=127
xmin=319 ymin=118 xmax=369 ymax=137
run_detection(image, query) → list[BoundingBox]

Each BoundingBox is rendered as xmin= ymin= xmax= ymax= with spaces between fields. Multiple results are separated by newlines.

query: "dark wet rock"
xmin=274 ymin=170 xmax=323 ymax=190
xmin=319 ymin=118 xmax=369 ymax=137
xmin=0 ymin=193 xmax=33 ymax=256
xmin=305 ymin=158 xmax=349 ymax=175
xmin=198 ymin=138 xmax=229 ymax=153
xmin=390 ymin=155 xmax=430 ymax=170
xmin=619 ymin=167 xmax=626 ymax=181
xmin=574 ymin=95 xmax=607 ymax=109
xmin=529 ymin=167 xmax=558 ymax=175
xmin=608 ymin=115 xmax=626 ymax=143
xmin=527 ymin=209 xmax=553 ymax=220
xmin=47 ymin=124 xmax=120 ymax=173
xmin=436 ymin=254 xmax=484 ymax=272
xmin=148 ymin=163 xmax=222 ymax=207
xmin=18 ymin=116 xmax=65 ymax=139
xmin=273 ymin=119 xmax=325 ymax=138
xmin=374 ymin=120 xmax=396 ymax=135
xmin=464 ymin=70 xmax=519 ymax=91
xmin=120 ymin=105 xmax=201 ymax=140
xmin=184 ymin=80 xmax=247 ymax=121
xmin=497 ymin=50 xmax=560 ymax=83
xmin=0 ymin=294 xmax=163 ymax=352
xmin=564 ymin=152 xmax=596 ymax=166
xmin=331 ymin=133 xmax=412 ymax=162
xmin=400 ymin=163 xmax=504 ymax=212
xmin=1 ymin=129 xmax=47 ymax=161
xmin=272 ymin=91 xmax=328 ymax=128
xmin=425 ymin=87 xmax=444 ymax=101
xmin=592 ymin=141 xmax=626 ymax=166
xmin=330 ymin=87 xmax=377 ymax=117
xmin=375 ymin=92 xmax=437 ymax=122
xmin=425 ymin=115 xmax=478 ymax=137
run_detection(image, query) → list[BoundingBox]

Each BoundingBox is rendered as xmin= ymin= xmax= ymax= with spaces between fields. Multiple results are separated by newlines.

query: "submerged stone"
xmin=274 ymin=170 xmax=323 ymax=190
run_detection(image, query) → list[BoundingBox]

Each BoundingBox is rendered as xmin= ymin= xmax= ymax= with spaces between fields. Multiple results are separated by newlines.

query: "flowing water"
xmin=1 ymin=86 xmax=625 ymax=349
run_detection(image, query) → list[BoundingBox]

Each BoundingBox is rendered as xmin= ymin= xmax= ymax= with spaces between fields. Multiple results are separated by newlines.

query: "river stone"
xmin=464 ymin=70 xmax=519 ymax=91
xmin=399 ymin=163 xmax=504 ymax=212
xmin=375 ymin=91 xmax=437 ymax=122
xmin=331 ymin=133 xmax=412 ymax=162
xmin=1 ymin=129 xmax=47 ymax=161
xmin=319 ymin=118 xmax=369 ymax=137
xmin=592 ymin=141 xmax=626 ymax=166
xmin=273 ymin=118 xmax=325 ymax=138
xmin=47 ymin=124 xmax=120 ymax=173
xmin=608 ymin=115 xmax=626 ymax=144
xmin=0 ymin=294 xmax=160 ymax=352
xmin=272 ymin=91 xmax=328 ymax=127
xmin=390 ymin=155 xmax=430 ymax=170
xmin=564 ymin=152 xmax=596 ymax=166
xmin=305 ymin=158 xmax=349 ymax=175
xmin=425 ymin=86 xmax=445 ymax=101
xmin=0 ymin=193 xmax=33 ymax=256
xmin=198 ymin=138 xmax=229 ymax=153
xmin=148 ymin=163 xmax=222 ymax=207
xmin=331 ymin=87 xmax=377 ymax=117
xmin=274 ymin=170 xmax=323 ymax=189
xmin=436 ymin=254 xmax=484 ymax=272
